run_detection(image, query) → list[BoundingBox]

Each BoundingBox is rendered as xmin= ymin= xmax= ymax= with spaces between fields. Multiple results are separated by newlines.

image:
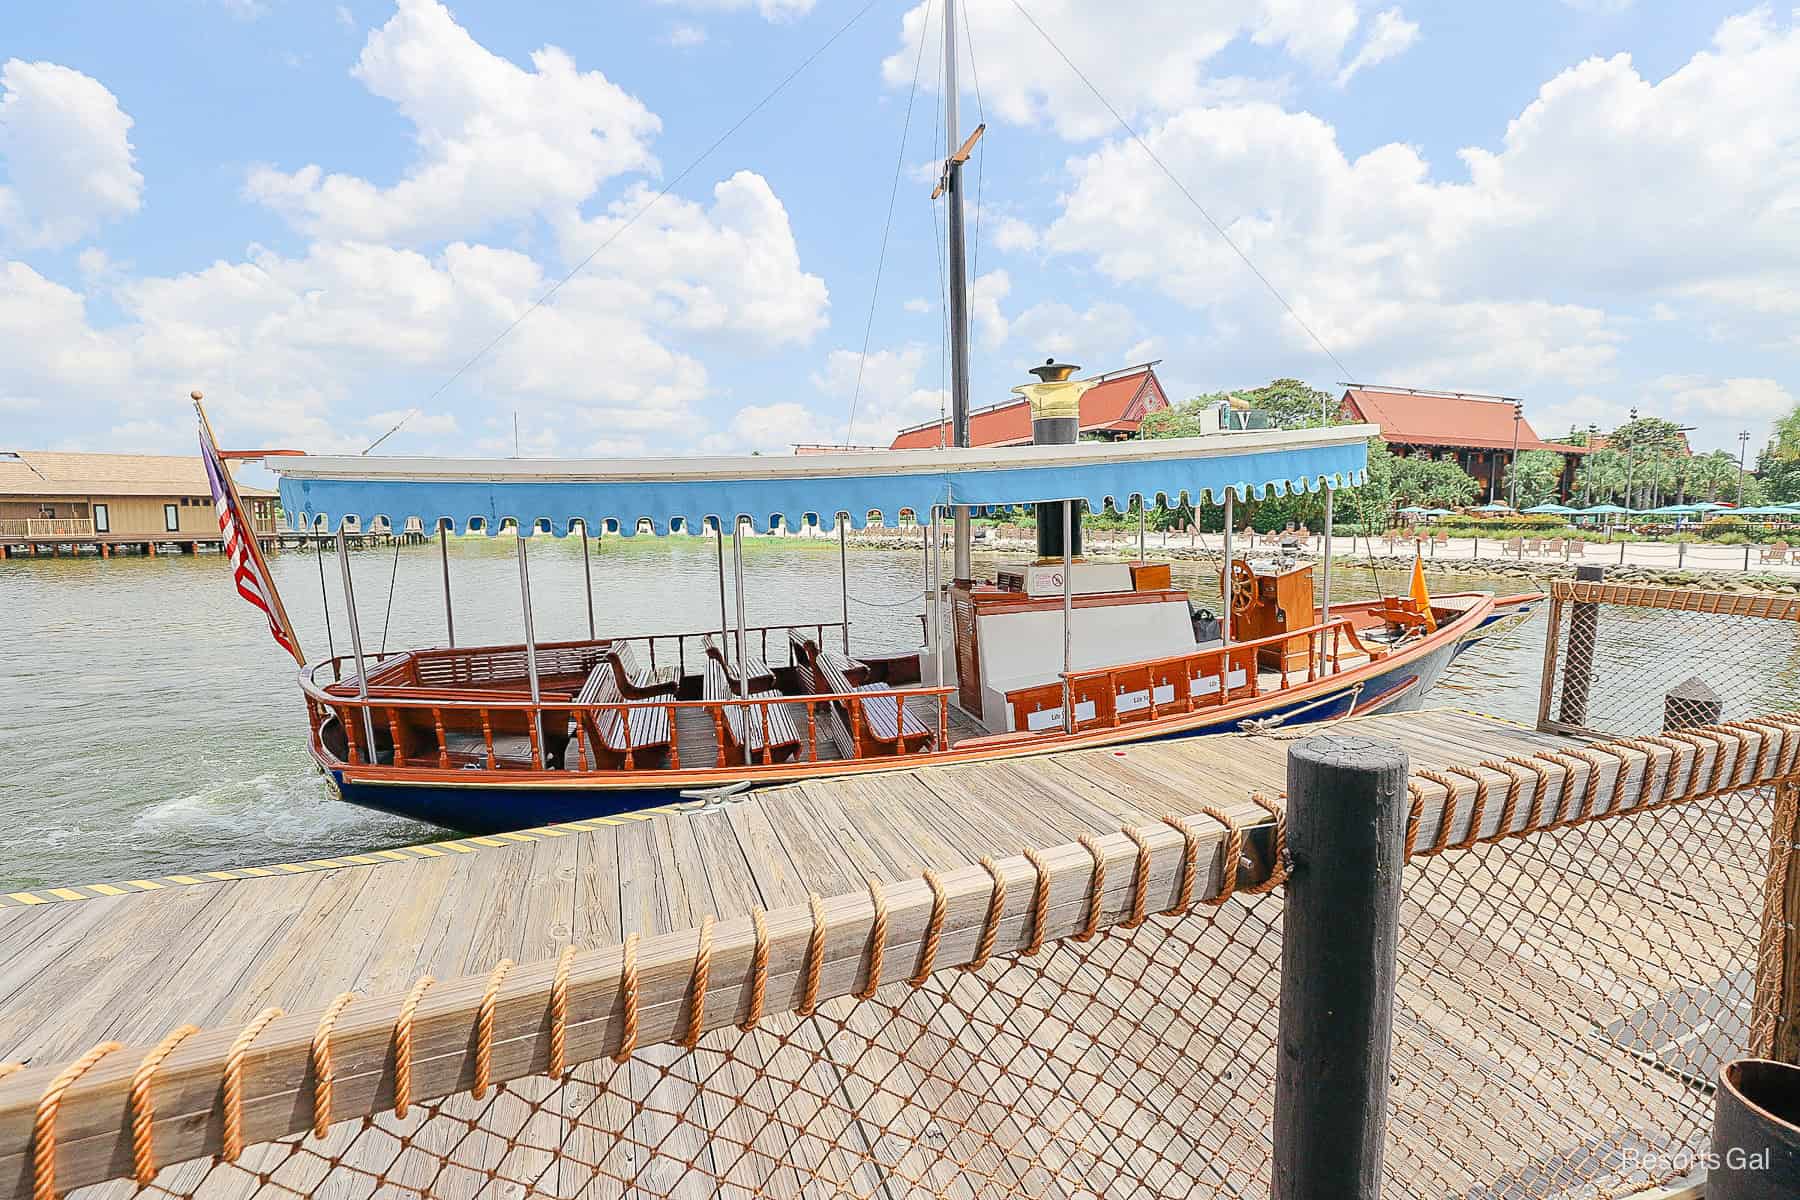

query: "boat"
xmin=261 ymin=415 xmax=1539 ymax=832
xmin=210 ymin=1 xmax=1538 ymax=833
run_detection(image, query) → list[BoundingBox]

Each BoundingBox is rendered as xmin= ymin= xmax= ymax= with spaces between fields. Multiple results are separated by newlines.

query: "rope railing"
xmin=7 ymin=714 xmax=1800 ymax=1199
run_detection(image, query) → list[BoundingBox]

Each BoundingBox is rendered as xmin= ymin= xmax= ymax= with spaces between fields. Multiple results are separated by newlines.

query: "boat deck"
xmin=0 ymin=709 xmax=1570 ymax=1066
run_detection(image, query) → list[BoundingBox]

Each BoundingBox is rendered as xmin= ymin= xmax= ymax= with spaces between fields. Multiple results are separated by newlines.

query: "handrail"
xmin=302 ymin=671 xmax=957 ymax=771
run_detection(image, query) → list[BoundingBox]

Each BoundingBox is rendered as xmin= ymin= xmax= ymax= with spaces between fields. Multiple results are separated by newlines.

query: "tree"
xmin=1238 ymin=378 xmax=1338 ymax=429
xmin=1139 ymin=392 xmax=1229 ymax=439
xmin=1503 ymin=450 xmax=1564 ymax=509
xmin=1388 ymin=453 xmax=1480 ymax=509
xmin=1575 ymin=449 xmax=1627 ymax=505
xmin=1757 ymin=446 xmax=1800 ymax=503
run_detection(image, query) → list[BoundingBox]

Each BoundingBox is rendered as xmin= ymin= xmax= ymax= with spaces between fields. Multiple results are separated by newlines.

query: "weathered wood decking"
xmin=0 ymin=709 xmax=1568 ymax=1066
xmin=0 ymin=707 xmax=1768 ymax=1200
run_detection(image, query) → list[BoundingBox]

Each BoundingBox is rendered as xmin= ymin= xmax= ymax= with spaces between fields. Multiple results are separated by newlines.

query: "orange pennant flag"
xmin=1409 ymin=553 xmax=1438 ymax=633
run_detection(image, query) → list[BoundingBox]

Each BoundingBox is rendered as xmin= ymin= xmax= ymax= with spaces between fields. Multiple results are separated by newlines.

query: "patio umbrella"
xmin=1424 ymin=507 xmax=1454 ymax=517
xmin=1522 ymin=503 xmax=1575 ymax=515
xmin=1641 ymin=504 xmax=1702 ymax=515
xmin=1397 ymin=505 xmax=1429 ymax=515
xmin=1580 ymin=504 xmax=1629 ymax=515
xmin=1691 ymin=502 xmax=1731 ymax=512
xmin=1471 ymin=502 xmax=1513 ymax=513
xmin=1729 ymin=505 xmax=1799 ymax=516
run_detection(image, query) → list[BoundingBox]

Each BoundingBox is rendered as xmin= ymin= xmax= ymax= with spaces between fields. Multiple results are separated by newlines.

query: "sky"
xmin=1 ymin=0 xmax=1796 ymax=467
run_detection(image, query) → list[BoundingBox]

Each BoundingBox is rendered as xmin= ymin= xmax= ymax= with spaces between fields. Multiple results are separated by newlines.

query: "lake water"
xmin=0 ymin=537 xmax=1549 ymax=888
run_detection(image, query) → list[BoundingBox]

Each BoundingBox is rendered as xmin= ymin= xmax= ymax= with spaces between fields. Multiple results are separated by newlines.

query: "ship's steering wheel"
xmin=1222 ymin=559 xmax=1256 ymax=616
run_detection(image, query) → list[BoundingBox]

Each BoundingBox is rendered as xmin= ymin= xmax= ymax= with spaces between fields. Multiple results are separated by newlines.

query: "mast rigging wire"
xmin=845 ymin=0 xmax=935 ymax=446
xmin=387 ymin=0 xmax=887 ymax=452
xmin=1007 ymin=0 xmax=1356 ymax=384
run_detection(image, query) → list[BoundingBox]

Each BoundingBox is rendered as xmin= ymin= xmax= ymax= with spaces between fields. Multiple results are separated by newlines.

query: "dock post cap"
xmin=1287 ymin=732 xmax=1408 ymax=776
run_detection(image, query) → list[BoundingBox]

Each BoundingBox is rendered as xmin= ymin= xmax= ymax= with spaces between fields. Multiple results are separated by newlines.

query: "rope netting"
xmin=8 ymin=719 xmax=1798 ymax=1200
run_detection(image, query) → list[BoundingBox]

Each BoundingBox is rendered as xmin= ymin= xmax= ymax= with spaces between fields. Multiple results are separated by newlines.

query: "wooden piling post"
xmin=1556 ymin=564 xmax=1605 ymax=728
xmin=1664 ymin=677 xmax=1723 ymax=731
xmin=1755 ymin=781 xmax=1800 ymax=1065
xmin=1272 ymin=733 xmax=1409 ymax=1200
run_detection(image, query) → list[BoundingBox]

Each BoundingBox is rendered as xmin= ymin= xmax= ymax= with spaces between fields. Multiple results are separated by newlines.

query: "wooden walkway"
xmin=0 ymin=709 xmax=1568 ymax=1066
xmin=0 ymin=706 xmax=1766 ymax=1199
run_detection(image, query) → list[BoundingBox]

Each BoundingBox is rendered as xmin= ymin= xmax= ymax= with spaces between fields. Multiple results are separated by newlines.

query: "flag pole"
xmin=194 ymin=391 xmax=305 ymax=665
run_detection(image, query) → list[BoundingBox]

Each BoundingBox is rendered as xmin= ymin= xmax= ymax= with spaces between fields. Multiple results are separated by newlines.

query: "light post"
xmin=1623 ymin=406 xmax=1638 ymax=513
xmin=1583 ymin=423 xmax=1599 ymax=505
xmin=1507 ymin=401 xmax=1523 ymax=509
xmin=1739 ymin=429 xmax=1751 ymax=506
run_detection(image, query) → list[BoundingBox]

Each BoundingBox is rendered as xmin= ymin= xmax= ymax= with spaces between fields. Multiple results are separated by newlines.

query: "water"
xmin=0 ymin=537 xmax=1548 ymax=888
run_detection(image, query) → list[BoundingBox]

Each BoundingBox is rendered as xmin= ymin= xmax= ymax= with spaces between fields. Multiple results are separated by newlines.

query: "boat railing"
xmin=297 ymin=669 xmax=955 ymax=772
xmin=1055 ymin=616 xmax=1375 ymax=733
xmin=610 ymin=620 xmax=851 ymax=679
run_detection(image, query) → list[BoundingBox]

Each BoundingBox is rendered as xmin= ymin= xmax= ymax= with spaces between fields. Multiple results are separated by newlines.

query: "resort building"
xmin=890 ymin=361 xmax=1171 ymax=450
xmin=1339 ymin=385 xmax=1588 ymax=503
xmin=0 ymin=449 xmax=277 ymax=558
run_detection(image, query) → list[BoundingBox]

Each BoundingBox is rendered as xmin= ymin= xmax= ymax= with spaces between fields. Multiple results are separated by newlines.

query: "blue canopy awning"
xmin=272 ymin=427 xmax=1375 ymax=536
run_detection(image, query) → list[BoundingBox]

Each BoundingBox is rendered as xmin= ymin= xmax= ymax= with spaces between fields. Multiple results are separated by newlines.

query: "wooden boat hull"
xmin=319 ymin=592 xmax=1532 ymax=833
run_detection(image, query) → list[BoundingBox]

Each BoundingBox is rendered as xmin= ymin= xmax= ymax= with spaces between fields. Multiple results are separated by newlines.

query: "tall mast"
xmin=943 ymin=0 xmax=973 ymax=583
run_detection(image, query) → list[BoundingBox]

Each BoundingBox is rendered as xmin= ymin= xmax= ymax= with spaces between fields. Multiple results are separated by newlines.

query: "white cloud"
xmin=247 ymin=0 xmax=659 ymax=244
xmin=812 ymin=344 xmax=948 ymax=445
xmin=1039 ymin=9 xmax=1800 ymax=394
xmin=553 ymin=171 xmax=829 ymax=347
xmin=1653 ymin=375 xmax=1796 ymax=440
xmin=970 ymin=269 xmax=1010 ymax=347
xmin=883 ymin=0 xmax=1389 ymax=140
xmin=655 ymin=0 xmax=815 ymax=23
xmin=665 ymin=23 xmax=708 ymax=48
xmin=991 ymin=215 xmax=1040 ymax=254
xmin=0 ymin=60 xmax=143 ymax=249
xmin=1007 ymin=299 xmax=1140 ymax=362
xmin=903 ymin=297 xmax=932 ymax=314
xmin=1335 ymin=8 xmax=1420 ymax=86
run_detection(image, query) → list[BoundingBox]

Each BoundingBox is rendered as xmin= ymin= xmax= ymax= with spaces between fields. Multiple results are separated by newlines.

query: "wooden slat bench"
xmin=704 ymin=659 xmax=800 ymax=763
xmin=788 ymin=629 xmax=868 ymax=694
xmin=607 ymin=640 xmax=679 ymax=698
xmin=816 ymin=654 xmax=932 ymax=758
xmin=574 ymin=662 xmax=672 ymax=770
xmin=703 ymin=633 xmax=775 ymax=692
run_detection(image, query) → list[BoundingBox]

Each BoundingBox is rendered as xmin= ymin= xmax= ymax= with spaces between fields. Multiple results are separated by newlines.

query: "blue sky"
xmin=1 ymin=0 xmax=1795 ymax=465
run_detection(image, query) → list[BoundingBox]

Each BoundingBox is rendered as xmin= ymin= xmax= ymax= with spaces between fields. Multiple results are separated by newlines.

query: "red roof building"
xmin=1340 ymin=385 xmax=1589 ymax=503
xmin=889 ymin=362 xmax=1170 ymax=450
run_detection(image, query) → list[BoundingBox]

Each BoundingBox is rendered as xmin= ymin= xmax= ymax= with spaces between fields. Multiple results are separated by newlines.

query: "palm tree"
xmin=1576 ymin=449 xmax=1626 ymax=505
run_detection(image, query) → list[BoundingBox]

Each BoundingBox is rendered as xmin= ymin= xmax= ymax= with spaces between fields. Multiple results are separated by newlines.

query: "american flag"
xmin=199 ymin=412 xmax=305 ymax=665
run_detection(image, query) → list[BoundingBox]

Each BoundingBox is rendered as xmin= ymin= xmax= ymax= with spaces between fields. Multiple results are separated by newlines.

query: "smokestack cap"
xmin=1028 ymin=358 xmax=1081 ymax=383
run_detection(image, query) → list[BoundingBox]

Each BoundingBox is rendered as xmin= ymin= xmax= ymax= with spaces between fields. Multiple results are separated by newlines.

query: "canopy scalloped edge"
xmin=280 ymin=468 xmax=1368 ymax=537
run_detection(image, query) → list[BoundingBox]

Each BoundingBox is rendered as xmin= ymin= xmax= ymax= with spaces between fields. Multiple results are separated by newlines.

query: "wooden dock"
xmin=0 ymin=707 xmax=1568 ymax=1069
xmin=0 ymin=706 xmax=1774 ymax=1199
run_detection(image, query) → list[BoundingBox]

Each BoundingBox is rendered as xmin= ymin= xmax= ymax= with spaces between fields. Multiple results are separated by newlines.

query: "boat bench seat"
xmin=788 ymin=629 xmax=868 ymax=693
xmin=574 ymin=662 xmax=672 ymax=769
xmin=704 ymin=659 xmax=800 ymax=762
xmin=703 ymin=634 xmax=775 ymax=692
xmin=607 ymin=640 xmax=679 ymax=699
xmin=816 ymin=654 xmax=932 ymax=757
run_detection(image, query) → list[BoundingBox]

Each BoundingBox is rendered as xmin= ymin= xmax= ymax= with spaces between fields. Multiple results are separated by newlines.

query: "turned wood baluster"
xmin=936 ymin=694 xmax=948 ymax=751
xmin=432 ymin=708 xmax=449 ymax=768
xmin=760 ymin=702 xmax=774 ymax=766
xmin=526 ymin=704 xmax=542 ymax=768
xmin=386 ymin=709 xmax=406 ymax=766
xmin=667 ymin=703 xmax=680 ymax=769
xmin=622 ymin=703 xmax=635 ymax=771
xmin=480 ymin=708 xmax=496 ymax=770
xmin=806 ymin=701 xmax=819 ymax=762
xmin=710 ymin=705 xmax=728 ymax=767
xmin=338 ymin=705 xmax=360 ymax=765
xmin=849 ymin=695 xmax=864 ymax=758
xmin=573 ymin=719 xmax=587 ymax=771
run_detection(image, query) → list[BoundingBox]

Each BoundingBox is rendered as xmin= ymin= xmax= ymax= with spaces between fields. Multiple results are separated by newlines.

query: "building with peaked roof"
xmin=889 ymin=362 xmax=1170 ymax=450
xmin=1340 ymin=386 xmax=1589 ymax=503
xmin=0 ymin=449 xmax=276 ymax=557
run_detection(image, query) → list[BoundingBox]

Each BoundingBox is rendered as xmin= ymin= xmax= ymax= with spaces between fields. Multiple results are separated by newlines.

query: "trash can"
xmin=1710 ymin=1058 xmax=1800 ymax=1199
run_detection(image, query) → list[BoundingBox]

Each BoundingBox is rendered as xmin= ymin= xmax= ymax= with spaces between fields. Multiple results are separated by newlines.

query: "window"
xmin=38 ymin=505 xmax=55 ymax=519
xmin=164 ymin=503 xmax=179 ymax=531
xmin=93 ymin=504 xmax=109 ymax=533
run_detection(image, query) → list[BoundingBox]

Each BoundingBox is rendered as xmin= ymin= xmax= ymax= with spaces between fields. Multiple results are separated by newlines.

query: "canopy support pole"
xmin=1138 ymin=497 xmax=1146 ymax=564
xmin=335 ymin=528 xmax=380 ymax=760
xmin=838 ymin=515 xmax=850 ymax=653
xmin=317 ymin=527 xmax=337 ymax=663
xmin=732 ymin=517 xmax=752 ymax=766
xmin=933 ymin=510 xmax=947 ymax=689
xmin=715 ymin=520 xmax=730 ymax=659
xmin=437 ymin=521 xmax=455 ymax=648
xmin=516 ymin=533 xmax=546 ymax=768
xmin=580 ymin=520 xmax=596 ymax=641
xmin=1222 ymin=490 xmax=1235 ymax=646
xmin=1320 ymin=486 xmax=1335 ymax=676
xmin=1061 ymin=499 xmax=1074 ymax=733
